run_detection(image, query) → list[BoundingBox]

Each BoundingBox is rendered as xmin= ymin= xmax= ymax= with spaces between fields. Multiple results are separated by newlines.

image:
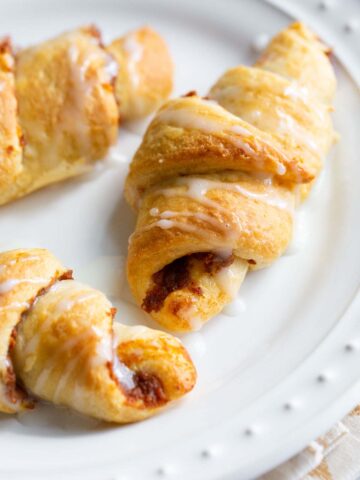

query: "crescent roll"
xmin=125 ymin=22 xmax=337 ymax=332
xmin=107 ymin=26 xmax=173 ymax=120
xmin=0 ymin=25 xmax=173 ymax=206
xmin=0 ymin=248 xmax=195 ymax=423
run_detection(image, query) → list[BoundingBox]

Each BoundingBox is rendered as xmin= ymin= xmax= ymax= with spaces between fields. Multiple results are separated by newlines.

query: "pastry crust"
xmin=128 ymin=172 xmax=294 ymax=331
xmin=125 ymin=95 xmax=302 ymax=209
xmin=0 ymin=249 xmax=196 ymax=422
xmin=209 ymin=66 xmax=335 ymax=185
xmin=125 ymin=22 xmax=336 ymax=332
xmin=108 ymin=26 xmax=173 ymax=121
xmin=0 ymin=248 xmax=67 ymax=413
xmin=0 ymin=25 xmax=173 ymax=206
xmin=255 ymin=22 xmax=336 ymax=104
xmin=0 ymin=39 xmax=23 ymax=191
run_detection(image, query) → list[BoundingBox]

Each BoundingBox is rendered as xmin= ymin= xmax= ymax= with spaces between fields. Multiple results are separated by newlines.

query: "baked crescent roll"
xmin=0 ymin=25 xmax=173 ymax=206
xmin=125 ymin=22 xmax=337 ymax=332
xmin=0 ymin=249 xmax=195 ymax=423
xmin=107 ymin=26 xmax=173 ymax=120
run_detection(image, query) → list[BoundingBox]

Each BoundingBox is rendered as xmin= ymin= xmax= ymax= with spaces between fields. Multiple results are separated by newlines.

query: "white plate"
xmin=0 ymin=0 xmax=360 ymax=478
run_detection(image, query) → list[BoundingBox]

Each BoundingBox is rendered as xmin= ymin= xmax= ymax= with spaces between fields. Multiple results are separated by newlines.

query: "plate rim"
xmin=0 ymin=0 xmax=359 ymax=479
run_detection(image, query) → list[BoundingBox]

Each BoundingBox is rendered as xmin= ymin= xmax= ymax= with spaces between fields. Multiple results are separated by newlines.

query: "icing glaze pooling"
xmin=112 ymin=333 xmax=136 ymax=390
xmin=222 ymin=296 xmax=247 ymax=316
xmin=214 ymin=259 xmax=248 ymax=299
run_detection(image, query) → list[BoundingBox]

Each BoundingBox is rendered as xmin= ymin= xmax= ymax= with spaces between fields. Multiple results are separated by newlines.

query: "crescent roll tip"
xmin=107 ymin=26 xmax=173 ymax=122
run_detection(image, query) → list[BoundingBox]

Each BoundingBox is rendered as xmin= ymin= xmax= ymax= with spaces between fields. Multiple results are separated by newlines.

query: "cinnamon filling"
xmin=142 ymin=252 xmax=234 ymax=313
xmin=0 ymin=37 xmax=12 ymax=55
xmin=127 ymin=371 xmax=166 ymax=406
xmin=3 ymin=359 xmax=30 ymax=406
xmin=182 ymin=90 xmax=197 ymax=97
xmin=107 ymin=362 xmax=166 ymax=408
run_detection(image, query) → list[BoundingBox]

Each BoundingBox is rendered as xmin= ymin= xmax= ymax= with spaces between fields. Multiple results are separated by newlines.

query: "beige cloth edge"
xmin=261 ymin=407 xmax=360 ymax=480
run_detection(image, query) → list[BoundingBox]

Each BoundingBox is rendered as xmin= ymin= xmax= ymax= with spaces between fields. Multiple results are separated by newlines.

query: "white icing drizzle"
xmin=0 ymin=301 xmax=30 ymax=312
xmin=188 ymin=316 xmax=204 ymax=332
xmin=21 ymin=279 xmax=136 ymax=402
xmin=66 ymin=45 xmax=92 ymax=154
xmin=276 ymin=109 xmax=320 ymax=154
xmin=23 ymin=316 xmax=54 ymax=357
xmin=158 ymin=179 xmax=233 ymax=217
xmin=222 ymin=296 xmax=247 ymax=316
xmin=276 ymin=163 xmax=286 ymax=175
xmin=284 ymin=208 xmax=309 ymax=256
xmin=123 ymin=33 xmax=143 ymax=88
xmin=52 ymin=324 xmax=121 ymax=403
xmin=212 ymin=81 xmax=325 ymax=132
xmin=283 ymin=83 xmax=310 ymax=102
xmin=147 ymin=218 xmax=204 ymax=235
xmin=33 ymin=329 xmax=97 ymax=394
xmin=179 ymin=304 xmax=204 ymax=331
xmin=154 ymin=209 xmax=229 ymax=233
xmin=139 ymin=176 xmax=293 ymax=240
xmin=23 ymin=281 xmax=99 ymax=356
xmin=112 ymin=332 xmax=135 ymax=390
xmin=36 ymin=325 xmax=136 ymax=402
xmin=150 ymin=207 xmax=160 ymax=216
xmin=52 ymin=342 xmax=90 ymax=403
xmin=104 ymin=54 xmax=119 ymax=79
xmin=0 ymin=254 xmax=40 ymax=272
xmin=158 ymin=106 xmax=256 ymax=156
xmin=283 ymin=83 xmax=326 ymax=122
xmin=52 ymin=291 xmax=98 ymax=318
xmin=0 ymin=277 xmax=49 ymax=294
xmin=157 ymin=102 xmax=289 ymax=174
xmin=173 ymin=177 xmax=293 ymax=212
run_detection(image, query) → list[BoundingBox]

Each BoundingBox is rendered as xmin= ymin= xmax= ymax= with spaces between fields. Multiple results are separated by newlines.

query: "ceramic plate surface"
xmin=0 ymin=0 xmax=359 ymax=479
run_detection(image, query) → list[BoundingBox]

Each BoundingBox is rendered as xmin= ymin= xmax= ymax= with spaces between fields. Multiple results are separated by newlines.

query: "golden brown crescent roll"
xmin=0 ymin=25 xmax=173 ymax=206
xmin=0 ymin=248 xmax=195 ymax=423
xmin=125 ymin=22 xmax=337 ymax=332
xmin=107 ymin=26 xmax=173 ymax=120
